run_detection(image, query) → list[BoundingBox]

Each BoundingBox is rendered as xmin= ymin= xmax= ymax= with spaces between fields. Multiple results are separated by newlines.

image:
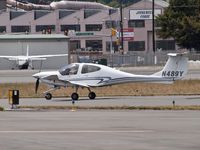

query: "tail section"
xmin=153 ymin=53 xmax=188 ymax=80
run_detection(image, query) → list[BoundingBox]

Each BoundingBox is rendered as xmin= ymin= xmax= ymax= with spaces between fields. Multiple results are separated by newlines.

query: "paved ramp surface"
xmin=0 ymin=110 xmax=200 ymax=150
xmin=1 ymin=95 xmax=200 ymax=109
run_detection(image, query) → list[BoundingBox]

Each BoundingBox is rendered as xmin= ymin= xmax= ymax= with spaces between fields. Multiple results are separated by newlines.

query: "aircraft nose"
xmin=32 ymin=72 xmax=41 ymax=79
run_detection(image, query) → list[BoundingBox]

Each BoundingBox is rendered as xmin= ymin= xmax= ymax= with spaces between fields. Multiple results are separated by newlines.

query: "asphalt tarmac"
xmin=0 ymin=110 xmax=200 ymax=150
xmin=1 ymin=95 xmax=200 ymax=109
xmin=1 ymin=96 xmax=200 ymax=150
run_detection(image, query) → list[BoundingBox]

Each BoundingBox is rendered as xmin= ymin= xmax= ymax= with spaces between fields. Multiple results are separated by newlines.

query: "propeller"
xmin=35 ymin=78 xmax=40 ymax=94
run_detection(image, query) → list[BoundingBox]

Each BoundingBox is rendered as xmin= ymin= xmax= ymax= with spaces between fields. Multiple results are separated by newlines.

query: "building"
xmin=123 ymin=0 xmax=174 ymax=53
xmin=0 ymin=0 xmax=176 ymax=65
xmin=0 ymin=34 xmax=69 ymax=69
xmin=0 ymin=0 xmax=6 ymax=11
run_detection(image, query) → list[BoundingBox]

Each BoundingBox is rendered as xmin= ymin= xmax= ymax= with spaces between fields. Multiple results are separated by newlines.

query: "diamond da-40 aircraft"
xmin=33 ymin=53 xmax=188 ymax=101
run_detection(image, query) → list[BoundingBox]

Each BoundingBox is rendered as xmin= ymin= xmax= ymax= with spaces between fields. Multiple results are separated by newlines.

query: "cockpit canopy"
xmin=59 ymin=64 xmax=79 ymax=76
xmin=59 ymin=63 xmax=101 ymax=76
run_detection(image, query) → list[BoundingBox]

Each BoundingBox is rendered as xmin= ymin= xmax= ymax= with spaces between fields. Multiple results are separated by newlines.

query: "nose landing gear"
xmin=45 ymin=93 xmax=52 ymax=100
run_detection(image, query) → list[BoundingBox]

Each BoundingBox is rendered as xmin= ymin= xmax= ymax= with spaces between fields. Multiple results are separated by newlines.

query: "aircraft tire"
xmin=71 ymin=93 xmax=79 ymax=101
xmin=88 ymin=92 xmax=96 ymax=99
xmin=45 ymin=93 xmax=52 ymax=100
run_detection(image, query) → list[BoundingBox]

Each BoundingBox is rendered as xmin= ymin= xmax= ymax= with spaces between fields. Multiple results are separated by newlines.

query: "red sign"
xmin=118 ymin=28 xmax=134 ymax=41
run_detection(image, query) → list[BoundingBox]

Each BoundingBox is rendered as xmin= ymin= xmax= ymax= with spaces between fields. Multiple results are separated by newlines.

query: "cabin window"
xmin=81 ymin=65 xmax=101 ymax=74
xmin=59 ymin=64 xmax=79 ymax=76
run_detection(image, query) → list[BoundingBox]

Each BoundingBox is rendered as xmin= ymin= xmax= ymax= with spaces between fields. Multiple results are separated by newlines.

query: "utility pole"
xmin=152 ymin=0 xmax=155 ymax=53
xmin=152 ymin=0 xmax=157 ymax=64
xmin=120 ymin=0 xmax=124 ymax=54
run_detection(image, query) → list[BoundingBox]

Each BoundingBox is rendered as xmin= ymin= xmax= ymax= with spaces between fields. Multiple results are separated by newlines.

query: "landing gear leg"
xmin=43 ymin=86 xmax=60 ymax=100
xmin=88 ymin=88 xmax=96 ymax=100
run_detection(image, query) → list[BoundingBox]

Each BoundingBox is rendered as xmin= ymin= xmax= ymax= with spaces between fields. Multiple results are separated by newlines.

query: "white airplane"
xmin=0 ymin=45 xmax=68 ymax=69
xmin=33 ymin=53 xmax=188 ymax=101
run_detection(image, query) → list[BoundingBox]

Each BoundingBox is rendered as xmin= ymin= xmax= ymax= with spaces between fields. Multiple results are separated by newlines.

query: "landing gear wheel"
xmin=71 ymin=93 xmax=79 ymax=101
xmin=88 ymin=92 xmax=96 ymax=100
xmin=45 ymin=93 xmax=52 ymax=100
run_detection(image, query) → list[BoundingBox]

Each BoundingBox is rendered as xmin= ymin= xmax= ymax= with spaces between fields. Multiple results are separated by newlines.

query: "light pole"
xmin=120 ymin=0 xmax=124 ymax=54
xmin=152 ymin=0 xmax=155 ymax=53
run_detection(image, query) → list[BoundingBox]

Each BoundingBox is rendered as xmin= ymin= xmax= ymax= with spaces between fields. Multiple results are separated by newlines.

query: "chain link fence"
xmin=72 ymin=51 xmax=200 ymax=67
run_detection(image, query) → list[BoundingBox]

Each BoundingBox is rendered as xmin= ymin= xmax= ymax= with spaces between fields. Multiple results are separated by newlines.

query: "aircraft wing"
xmin=29 ymin=54 xmax=68 ymax=60
xmin=41 ymin=77 xmax=90 ymax=88
xmin=0 ymin=56 xmax=18 ymax=61
xmin=68 ymin=81 xmax=90 ymax=88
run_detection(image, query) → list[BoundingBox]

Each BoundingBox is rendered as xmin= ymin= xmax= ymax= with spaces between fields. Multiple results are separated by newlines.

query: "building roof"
xmin=149 ymin=0 xmax=169 ymax=7
xmin=0 ymin=34 xmax=69 ymax=40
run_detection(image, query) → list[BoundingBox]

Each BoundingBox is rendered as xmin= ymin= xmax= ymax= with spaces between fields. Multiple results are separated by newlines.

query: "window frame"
xmin=128 ymin=20 xmax=145 ymax=28
xmin=128 ymin=41 xmax=145 ymax=51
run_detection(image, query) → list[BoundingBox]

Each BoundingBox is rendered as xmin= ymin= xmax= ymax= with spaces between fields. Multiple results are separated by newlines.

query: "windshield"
xmin=59 ymin=64 xmax=79 ymax=76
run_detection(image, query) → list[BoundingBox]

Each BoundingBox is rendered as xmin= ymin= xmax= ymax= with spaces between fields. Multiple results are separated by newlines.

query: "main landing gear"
xmin=71 ymin=92 xmax=79 ymax=100
xmin=88 ymin=91 xmax=96 ymax=100
xmin=71 ymin=87 xmax=96 ymax=101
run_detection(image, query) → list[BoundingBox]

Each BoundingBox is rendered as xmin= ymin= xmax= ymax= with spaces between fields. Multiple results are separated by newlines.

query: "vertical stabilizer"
xmin=153 ymin=53 xmax=188 ymax=80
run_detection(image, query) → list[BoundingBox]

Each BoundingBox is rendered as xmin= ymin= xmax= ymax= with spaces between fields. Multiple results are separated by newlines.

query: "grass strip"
xmin=1 ymin=80 xmax=200 ymax=99
xmin=18 ymin=105 xmax=200 ymax=111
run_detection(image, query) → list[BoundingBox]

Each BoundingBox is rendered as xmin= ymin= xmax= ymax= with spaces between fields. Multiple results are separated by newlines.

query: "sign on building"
xmin=130 ymin=9 xmax=161 ymax=20
xmin=76 ymin=32 xmax=94 ymax=36
xmin=118 ymin=28 xmax=134 ymax=41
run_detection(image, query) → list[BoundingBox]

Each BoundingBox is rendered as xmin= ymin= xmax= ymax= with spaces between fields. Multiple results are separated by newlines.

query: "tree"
xmin=156 ymin=0 xmax=200 ymax=51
